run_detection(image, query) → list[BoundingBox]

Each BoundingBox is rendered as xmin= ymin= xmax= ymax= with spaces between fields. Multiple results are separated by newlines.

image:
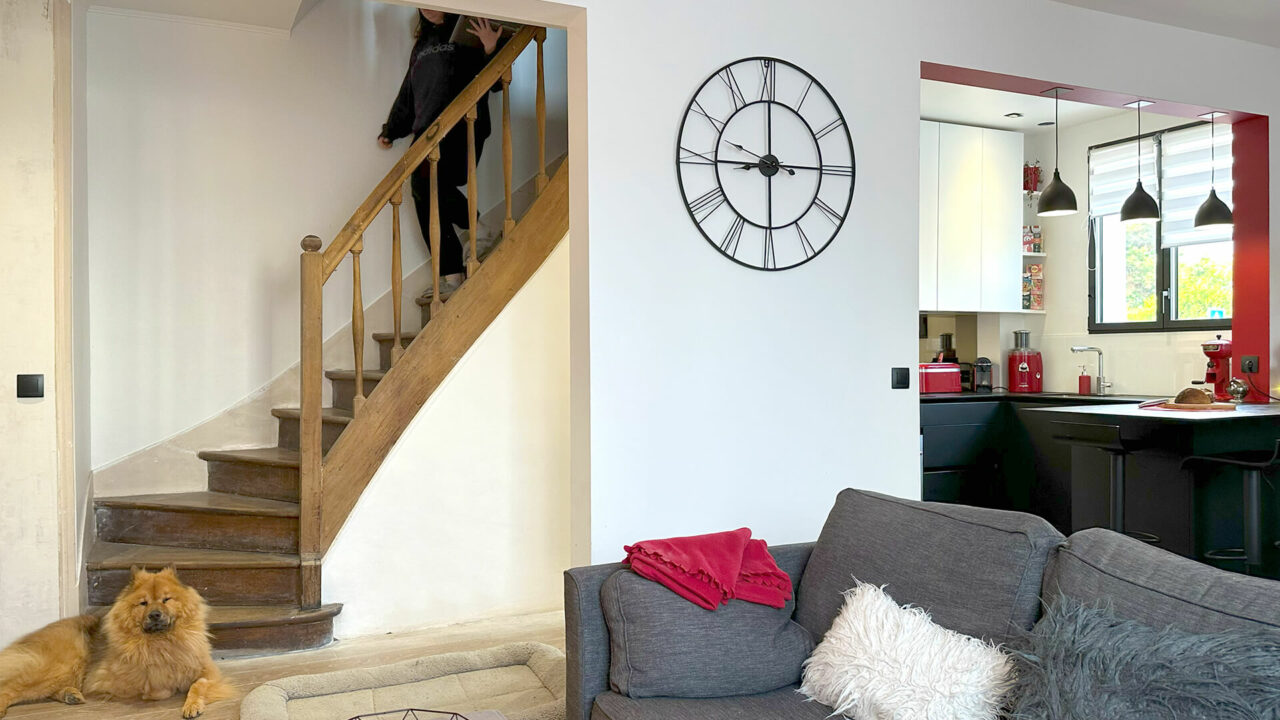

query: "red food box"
xmin=919 ymin=363 xmax=963 ymax=393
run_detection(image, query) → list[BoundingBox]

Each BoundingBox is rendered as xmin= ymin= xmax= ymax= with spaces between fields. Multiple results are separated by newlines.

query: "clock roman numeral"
xmin=719 ymin=67 xmax=747 ymax=110
xmin=795 ymin=79 xmax=813 ymax=111
xmin=821 ymin=164 xmax=854 ymax=177
xmin=813 ymin=197 xmax=843 ymax=226
xmin=688 ymin=186 xmax=726 ymax=223
xmin=795 ymin=223 xmax=816 ymax=258
xmin=678 ymin=146 xmax=717 ymax=166
xmin=720 ymin=215 xmax=745 ymax=256
xmin=759 ymin=60 xmax=775 ymax=102
xmin=691 ymin=100 xmax=725 ymax=133
xmin=763 ymin=228 xmax=776 ymax=269
xmin=815 ymin=117 xmax=844 ymax=140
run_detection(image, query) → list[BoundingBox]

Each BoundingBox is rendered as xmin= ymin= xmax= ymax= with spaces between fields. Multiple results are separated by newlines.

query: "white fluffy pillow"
xmin=799 ymin=583 xmax=1014 ymax=720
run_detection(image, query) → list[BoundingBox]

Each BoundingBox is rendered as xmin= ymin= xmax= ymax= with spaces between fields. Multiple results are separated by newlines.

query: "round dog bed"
xmin=240 ymin=641 xmax=565 ymax=720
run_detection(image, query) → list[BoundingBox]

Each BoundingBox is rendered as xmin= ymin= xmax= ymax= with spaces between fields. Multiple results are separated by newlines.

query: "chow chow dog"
xmin=0 ymin=567 xmax=230 ymax=718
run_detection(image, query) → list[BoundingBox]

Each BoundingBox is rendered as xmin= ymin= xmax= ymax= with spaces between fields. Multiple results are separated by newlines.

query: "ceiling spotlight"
xmin=1005 ymin=112 xmax=1024 ymax=118
xmin=1037 ymin=121 xmax=1055 ymax=127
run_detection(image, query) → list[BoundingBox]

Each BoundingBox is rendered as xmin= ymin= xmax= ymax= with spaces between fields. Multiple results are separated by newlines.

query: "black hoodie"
xmin=381 ymin=14 xmax=495 ymax=144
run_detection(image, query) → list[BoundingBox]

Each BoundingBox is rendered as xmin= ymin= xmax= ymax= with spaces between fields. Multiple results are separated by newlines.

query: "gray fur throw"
xmin=1009 ymin=597 xmax=1280 ymax=719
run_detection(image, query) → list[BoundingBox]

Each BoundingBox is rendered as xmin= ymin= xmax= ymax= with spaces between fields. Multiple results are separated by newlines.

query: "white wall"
xmin=324 ymin=238 xmax=569 ymax=637
xmin=85 ymin=0 xmax=567 ymax=471
xmin=0 ymin=0 xmax=63 ymax=647
xmin=1022 ymin=111 xmax=1228 ymax=395
xmin=549 ymin=0 xmax=1280 ymax=563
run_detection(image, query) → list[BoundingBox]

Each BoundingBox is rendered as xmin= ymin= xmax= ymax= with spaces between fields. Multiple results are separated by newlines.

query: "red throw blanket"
xmin=623 ymin=528 xmax=793 ymax=610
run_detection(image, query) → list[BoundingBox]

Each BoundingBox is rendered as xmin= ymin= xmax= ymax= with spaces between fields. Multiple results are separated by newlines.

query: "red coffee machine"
xmin=1008 ymin=330 xmax=1043 ymax=393
xmin=1200 ymin=334 xmax=1233 ymax=401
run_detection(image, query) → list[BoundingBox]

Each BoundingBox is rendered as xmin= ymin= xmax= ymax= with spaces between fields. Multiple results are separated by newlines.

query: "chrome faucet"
xmin=1071 ymin=346 xmax=1110 ymax=395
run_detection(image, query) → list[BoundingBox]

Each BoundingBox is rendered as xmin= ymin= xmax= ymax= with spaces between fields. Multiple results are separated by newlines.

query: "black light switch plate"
xmin=891 ymin=367 xmax=910 ymax=389
xmin=17 ymin=374 xmax=44 ymax=398
xmin=1242 ymin=355 xmax=1260 ymax=374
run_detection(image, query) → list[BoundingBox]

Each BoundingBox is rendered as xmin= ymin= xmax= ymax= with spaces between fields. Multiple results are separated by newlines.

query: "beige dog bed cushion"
xmin=241 ymin=641 xmax=565 ymax=720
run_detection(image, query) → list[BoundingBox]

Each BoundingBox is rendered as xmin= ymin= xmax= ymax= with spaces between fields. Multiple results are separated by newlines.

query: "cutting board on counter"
xmin=1141 ymin=400 xmax=1237 ymax=411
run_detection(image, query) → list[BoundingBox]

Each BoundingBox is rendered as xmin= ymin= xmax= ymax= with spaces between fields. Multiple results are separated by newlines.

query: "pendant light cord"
xmin=1209 ymin=114 xmax=1216 ymax=188
xmin=1136 ymin=101 xmax=1142 ymax=172
xmin=1054 ymin=89 xmax=1060 ymax=166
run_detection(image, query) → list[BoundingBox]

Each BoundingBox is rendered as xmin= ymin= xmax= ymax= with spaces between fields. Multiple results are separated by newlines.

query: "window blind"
xmin=1088 ymin=137 xmax=1158 ymax=218
xmin=1161 ymin=123 xmax=1233 ymax=248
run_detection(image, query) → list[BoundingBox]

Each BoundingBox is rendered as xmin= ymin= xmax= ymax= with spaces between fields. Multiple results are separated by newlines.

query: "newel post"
xmin=299 ymin=235 xmax=324 ymax=609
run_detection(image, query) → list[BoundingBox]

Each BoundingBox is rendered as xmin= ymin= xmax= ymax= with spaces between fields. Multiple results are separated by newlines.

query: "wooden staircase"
xmin=86 ymin=26 xmax=562 ymax=656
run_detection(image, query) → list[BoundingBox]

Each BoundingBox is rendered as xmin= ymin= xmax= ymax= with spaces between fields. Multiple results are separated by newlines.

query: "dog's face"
xmin=113 ymin=567 xmax=205 ymax=636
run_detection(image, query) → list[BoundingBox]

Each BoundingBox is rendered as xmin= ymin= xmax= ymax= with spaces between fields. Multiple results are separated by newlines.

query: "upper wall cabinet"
xmin=919 ymin=121 xmax=1024 ymax=313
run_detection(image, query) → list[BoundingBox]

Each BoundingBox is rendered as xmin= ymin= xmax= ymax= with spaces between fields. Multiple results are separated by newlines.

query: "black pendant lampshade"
xmin=1037 ymin=87 xmax=1078 ymax=218
xmin=1195 ymin=112 xmax=1233 ymax=228
xmin=1038 ymin=169 xmax=1078 ymax=216
xmin=1120 ymin=100 xmax=1159 ymax=225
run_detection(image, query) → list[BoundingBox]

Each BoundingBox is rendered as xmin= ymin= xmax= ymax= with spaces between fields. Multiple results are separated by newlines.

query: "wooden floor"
xmin=4 ymin=611 xmax=565 ymax=720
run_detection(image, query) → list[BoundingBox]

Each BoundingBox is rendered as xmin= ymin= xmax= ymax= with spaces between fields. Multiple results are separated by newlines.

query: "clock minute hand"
xmin=726 ymin=142 xmax=764 ymax=159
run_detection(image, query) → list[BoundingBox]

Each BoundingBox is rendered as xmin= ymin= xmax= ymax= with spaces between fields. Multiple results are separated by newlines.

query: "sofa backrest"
xmin=1043 ymin=528 xmax=1280 ymax=634
xmin=794 ymin=489 xmax=1064 ymax=645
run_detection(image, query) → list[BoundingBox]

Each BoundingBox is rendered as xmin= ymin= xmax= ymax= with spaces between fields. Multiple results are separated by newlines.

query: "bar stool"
xmin=1182 ymin=439 xmax=1280 ymax=574
xmin=1051 ymin=421 xmax=1159 ymax=543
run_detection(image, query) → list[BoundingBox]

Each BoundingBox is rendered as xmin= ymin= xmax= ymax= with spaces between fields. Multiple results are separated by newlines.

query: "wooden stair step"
xmin=327 ymin=369 xmax=386 ymax=411
xmin=202 ymin=446 xmax=303 ymax=503
xmin=270 ymin=407 xmax=353 ymax=455
xmin=86 ymin=542 xmax=299 ymax=606
xmin=85 ymin=603 xmax=342 ymax=655
xmin=416 ymin=289 xmax=457 ymax=326
xmin=95 ymin=491 xmax=299 ymax=554
xmin=372 ymin=331 xmax=420 ymax=371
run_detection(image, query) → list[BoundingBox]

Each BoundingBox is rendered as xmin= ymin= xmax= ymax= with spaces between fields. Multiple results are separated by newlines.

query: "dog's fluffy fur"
xmin=0 ymin=567 xmax=231 ymax=718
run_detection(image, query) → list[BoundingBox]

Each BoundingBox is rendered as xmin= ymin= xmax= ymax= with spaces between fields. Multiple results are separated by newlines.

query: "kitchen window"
xmin=1087 ymin=122 xmax=1233 ymax=332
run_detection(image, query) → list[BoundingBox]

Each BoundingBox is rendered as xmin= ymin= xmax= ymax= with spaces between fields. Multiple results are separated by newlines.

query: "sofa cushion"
xmin=600 ymin=569 xmax=813 ymax=698
xmin=1043 ymin=528 xmax=1280 ymax=634
xmin=1009 ymin=597 xmax=1280 ymax=719
xmin=800 ymin=583 xmax=1014 ymax=719
xmin=795 ymin=489 xmax=1064 ymax=644
xmin=591 ymin=685 xmax=831 ymax=720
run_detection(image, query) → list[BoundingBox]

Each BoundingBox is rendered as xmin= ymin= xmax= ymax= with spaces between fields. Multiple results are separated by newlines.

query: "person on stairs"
xmin=379 ymin=9 xmax=504 ymax=300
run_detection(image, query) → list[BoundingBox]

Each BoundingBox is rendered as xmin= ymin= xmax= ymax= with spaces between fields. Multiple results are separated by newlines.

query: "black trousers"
xmin=411 ymin=123 xmax=485 ymax=277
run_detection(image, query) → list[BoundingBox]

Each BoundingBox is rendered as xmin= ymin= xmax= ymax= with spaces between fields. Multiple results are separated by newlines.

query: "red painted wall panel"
xmin=1231 ymin=117 xmax=1270 ymax=403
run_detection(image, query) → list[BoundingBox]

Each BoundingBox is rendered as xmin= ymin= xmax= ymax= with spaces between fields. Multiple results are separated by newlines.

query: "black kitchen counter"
xmin=921 ymin=391 xmax=1159 ymax=404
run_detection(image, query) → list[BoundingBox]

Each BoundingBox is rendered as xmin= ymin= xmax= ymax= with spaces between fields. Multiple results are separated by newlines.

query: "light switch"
xmin=17 ymin=374 xmax=44 ymax=398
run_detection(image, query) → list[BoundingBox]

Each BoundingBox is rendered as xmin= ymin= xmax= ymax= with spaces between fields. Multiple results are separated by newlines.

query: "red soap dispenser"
xmin=1008 ymin=330 xmax=1043 ymax=393
xmin=1078 ymin=365 xmax=1093 ymax=395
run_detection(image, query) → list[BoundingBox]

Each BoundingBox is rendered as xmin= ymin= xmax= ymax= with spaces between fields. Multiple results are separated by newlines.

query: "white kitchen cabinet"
xmin=919 ymin=121 xmax=939 ymax=311
xmin=918 ymin=121 xmax=1025 ymax=313
xmin=980 ymin=128 xmax=1024 ymax=312
xmin=936 ymin=123 xmax=984 ymax=311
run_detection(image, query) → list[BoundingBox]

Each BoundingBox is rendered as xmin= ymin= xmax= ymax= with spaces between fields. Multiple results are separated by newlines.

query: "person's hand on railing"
xmin=468 ymin=18 xmax=503 ymax=55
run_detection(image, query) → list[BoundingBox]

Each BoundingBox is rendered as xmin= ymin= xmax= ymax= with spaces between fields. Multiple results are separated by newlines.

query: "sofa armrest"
xmin=563 ymin=542 xmax=814 ymax=720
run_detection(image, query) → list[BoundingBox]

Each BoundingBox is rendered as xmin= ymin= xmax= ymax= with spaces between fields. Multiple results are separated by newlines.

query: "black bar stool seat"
xmin=1182 ymin=439 xmax=1280 ymax=571
xmin=1052 ymin=421 xmax=1159 ymax=544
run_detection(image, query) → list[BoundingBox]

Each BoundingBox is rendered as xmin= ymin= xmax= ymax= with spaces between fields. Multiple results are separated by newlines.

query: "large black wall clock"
xmin=677 ymin=57 xmax=856 ymax=271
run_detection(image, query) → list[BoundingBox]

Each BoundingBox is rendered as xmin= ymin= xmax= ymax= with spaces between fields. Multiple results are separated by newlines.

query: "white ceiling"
xmin=89 ymin=0 xmax=323 ymax=31
xmin=921 ymin=80 xmax=1127 ymax=134
xmin=1049 ymin=0 xmax=1280 ymax=49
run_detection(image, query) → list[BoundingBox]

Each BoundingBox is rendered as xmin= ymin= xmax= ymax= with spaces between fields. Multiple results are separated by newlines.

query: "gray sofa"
xmin=564 ymin=489 xmax=1280 ymax=720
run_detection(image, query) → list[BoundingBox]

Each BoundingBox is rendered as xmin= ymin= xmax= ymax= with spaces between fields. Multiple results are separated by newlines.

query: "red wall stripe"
xmin=1231 ymin=117 xmax=1270 ymax=403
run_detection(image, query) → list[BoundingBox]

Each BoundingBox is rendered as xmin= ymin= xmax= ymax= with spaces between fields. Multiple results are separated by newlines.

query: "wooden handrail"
xmin=320 ymin=25 xmax=539 ymax=280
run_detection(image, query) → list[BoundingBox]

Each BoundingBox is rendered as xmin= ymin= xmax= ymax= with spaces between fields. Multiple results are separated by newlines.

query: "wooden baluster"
xmin=502 ymin=68 xmax=515 ymax=238
xmin=428 ymin=146 xmax=444 ymax=318
xmin=535 ymin=28 xmax=548 ymax=194
xmin=466 ymin=107 xmax=480 ymax=277
xmin=298 ymin=235 xmax=324 ymax=609
xmin=390 ymin=187 xmax=404 ymax=365
xmin=351 ymin=235 xmax=365 ymax=414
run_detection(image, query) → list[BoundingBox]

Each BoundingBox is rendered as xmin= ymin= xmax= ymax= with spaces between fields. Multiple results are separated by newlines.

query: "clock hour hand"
xmin=726 ymin=141 xmax=764 ymax=159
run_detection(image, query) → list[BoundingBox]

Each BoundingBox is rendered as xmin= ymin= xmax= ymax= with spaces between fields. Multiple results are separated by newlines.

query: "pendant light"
xmin=1120 ymin=100 xmax=1159 ymax=225
xmin=1037 ymin=87 xmax=1078 ymax=217
xmin=1195 ymin=112 xmax=1233 ymax=228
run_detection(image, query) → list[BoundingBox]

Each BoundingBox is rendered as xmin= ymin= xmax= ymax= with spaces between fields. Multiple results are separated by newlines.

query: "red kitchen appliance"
xmin=920 ymin=363 xmax=963 ymax=394
xmin=1008 ymin=330 xmax=1043 ymax=393
xmin=1200 ymin=334 xmax=1233 ymax=401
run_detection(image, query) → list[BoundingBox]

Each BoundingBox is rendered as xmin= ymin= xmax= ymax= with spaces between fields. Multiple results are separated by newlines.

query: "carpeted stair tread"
xmin=270 ymin=407 xmax=355 ymax=424
xmin=371 ymin=330 xmax=420 ymax=343
xmin=95 ymin=491 xmax=299 ymax=517
xmin=87 ymin=542 xmax=299 ymax=570
xmin=325 ymin=369 xmax=386 ymax=381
